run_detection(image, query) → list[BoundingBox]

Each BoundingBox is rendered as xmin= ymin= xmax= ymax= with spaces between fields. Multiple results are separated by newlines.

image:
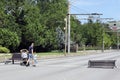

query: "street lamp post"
xmin=64 ymin=17 xmax=67 ymax=55
xmin=68 ymin=14 xmax=70 ymax=54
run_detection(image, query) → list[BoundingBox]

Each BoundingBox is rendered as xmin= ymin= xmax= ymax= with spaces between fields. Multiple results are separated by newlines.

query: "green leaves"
xmin=0 ymin=29 xmax=20 ymax=50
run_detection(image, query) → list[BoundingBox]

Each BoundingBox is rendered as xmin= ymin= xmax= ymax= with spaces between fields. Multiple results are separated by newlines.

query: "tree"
xmin=81 ymin=23 xmax=103 ymax=46
xmin=2 ymin=0 xmax=43 ymax=48
xmin=70 ymin=17 xmax=82 ymax=45
xmin=0 ymin=0 xmax=68 ymax=51
xmin=0 ymin=28 xmax=20 ymax=51
xmin=37 ymin=0 xmax=68 ymax=50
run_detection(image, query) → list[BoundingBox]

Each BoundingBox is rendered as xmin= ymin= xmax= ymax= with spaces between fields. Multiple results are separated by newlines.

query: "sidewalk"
xmin=38 ymin=49 xmax=116 ymax=59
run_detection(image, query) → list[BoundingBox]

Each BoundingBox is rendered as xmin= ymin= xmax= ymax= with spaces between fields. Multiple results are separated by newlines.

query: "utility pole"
xmin=67 ymin=12 xmax=102 ymax=53
xmin=67 ymin=0 xmax=70 ymax=54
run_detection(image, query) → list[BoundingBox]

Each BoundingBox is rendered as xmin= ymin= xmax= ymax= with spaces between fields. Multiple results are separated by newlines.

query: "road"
xmin=0 ymin=51 xmax=120 ymax=80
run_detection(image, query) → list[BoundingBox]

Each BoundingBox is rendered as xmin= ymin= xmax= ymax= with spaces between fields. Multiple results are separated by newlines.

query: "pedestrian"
xmin=28 ymin=43 xmax=36 ymax=67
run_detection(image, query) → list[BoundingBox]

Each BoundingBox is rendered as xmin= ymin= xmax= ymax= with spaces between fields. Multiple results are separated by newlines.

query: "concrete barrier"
xmin=88 ymin=60 xmax=116 ymax=69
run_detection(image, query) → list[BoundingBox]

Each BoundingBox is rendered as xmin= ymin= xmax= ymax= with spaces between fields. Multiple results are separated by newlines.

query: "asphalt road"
xmin=1 ymin=50 xmax=120 ymax=80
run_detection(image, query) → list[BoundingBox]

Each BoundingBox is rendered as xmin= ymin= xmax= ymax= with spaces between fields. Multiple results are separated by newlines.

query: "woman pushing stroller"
xmin=28 ymin=43 xmax=37 ymax=67
xmin=20 ymin=43 xmax=37 ymax=67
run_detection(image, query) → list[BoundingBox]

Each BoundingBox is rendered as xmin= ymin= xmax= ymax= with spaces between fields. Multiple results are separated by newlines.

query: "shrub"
xmin=0 ymin=46 xmax=10 ymax=53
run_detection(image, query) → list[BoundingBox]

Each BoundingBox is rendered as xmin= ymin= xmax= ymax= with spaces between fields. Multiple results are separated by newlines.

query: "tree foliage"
xmin=0 ymin=0 xmax=68 ymax=52
xmin=0 ymin=28 xmax=20 ymax=50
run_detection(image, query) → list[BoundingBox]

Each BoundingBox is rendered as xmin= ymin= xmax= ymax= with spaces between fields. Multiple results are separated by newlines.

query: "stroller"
xmin=20 ymin=49 xmax=30 ymax=67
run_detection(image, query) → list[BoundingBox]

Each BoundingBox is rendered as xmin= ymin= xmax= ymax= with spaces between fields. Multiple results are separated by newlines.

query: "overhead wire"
xmin=70 ymin=4 xmax=89 ymax=14
xmin=68 ymin=0 xmax=100 ymax=23
xmin=69 ymin=3 xmax=90 ymax=22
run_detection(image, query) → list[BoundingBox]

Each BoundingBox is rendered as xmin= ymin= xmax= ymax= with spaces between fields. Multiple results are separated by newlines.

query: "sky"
xmin=69 ymin=0 xmax=120 ymax=22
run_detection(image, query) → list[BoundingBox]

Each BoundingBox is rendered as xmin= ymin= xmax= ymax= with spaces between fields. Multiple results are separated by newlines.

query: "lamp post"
xmin=64 ymin=17 xmax=67 ymax=55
